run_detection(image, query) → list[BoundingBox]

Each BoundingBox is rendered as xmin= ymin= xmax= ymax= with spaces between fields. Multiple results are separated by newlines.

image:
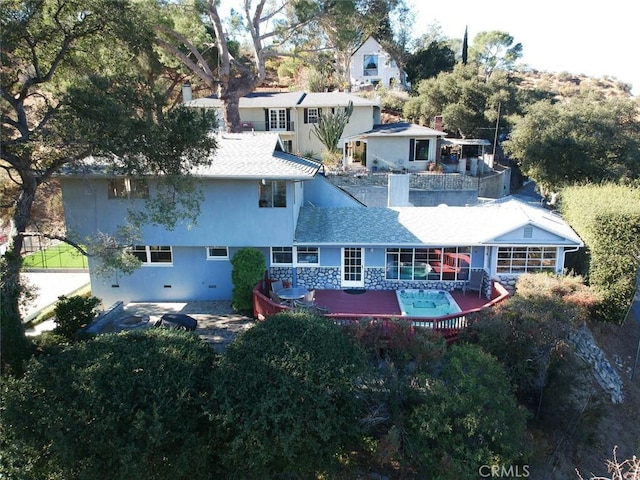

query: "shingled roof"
xmin=294 ymin=197 xmax=583 ymax=246
xmin=59 ymin=133 xmax=321 ymax=180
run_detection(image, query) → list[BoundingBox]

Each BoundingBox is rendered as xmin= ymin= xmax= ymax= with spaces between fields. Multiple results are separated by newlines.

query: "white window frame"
xmin=108 ymin=178 xmax=149 ymax=199
xmin=496 ymin=246 xmax=557 ymax=274
xmin=130 ymin=245 xmax=173 ymax=266
xmin=206 ymin=246 xmax=229 ymax=260
xmin=307 ymin=108 xmax=320 ymax=124
xmin=295 ymin=247 xmax=319 ymax=265
xmin=259 ymin=180 xmax=287 ymax=208
xmin=385 ymin=247 xmax=471 ymax=281
xmin=413 ymin=139 xmax=430 ymax=161
xmin=271 ymin=247 xmax=293 ymax=266
xmin=269 ymin=108 xmax=287 ymax=131
xmin=341 ymin=247 xmax=364 ymax=288
xmin=363 ymin=54 xmax=378 ymax=76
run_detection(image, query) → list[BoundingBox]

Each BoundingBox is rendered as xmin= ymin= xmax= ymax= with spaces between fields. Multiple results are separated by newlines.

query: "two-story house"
xmin=184 ymin=91 xmax=381 ymax=158
xmin=59 ymin=132 xmax=583 ymax=308
xmin=349 ymin=36 xmax=408 ymax=91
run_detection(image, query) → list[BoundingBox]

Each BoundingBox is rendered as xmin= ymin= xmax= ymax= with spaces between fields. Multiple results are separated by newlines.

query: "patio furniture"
xmin=293 ymin=289 xmax=316 ymax=308
xmin=154 ymin=313 xmax=198 ymax=331
xmin=269 ymin=290 xmax=288 ymax=305
xmin=271 ymin=280 xmax=284 ymax=293
xmin=463 ymin=270 xmax=483 ymax=297
xmin=278 ymin=287 xmax=309 ymax=301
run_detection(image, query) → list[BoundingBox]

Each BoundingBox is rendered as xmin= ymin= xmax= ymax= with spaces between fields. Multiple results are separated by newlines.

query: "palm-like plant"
xmin=311 ymin=101 xmax=354 ymax=153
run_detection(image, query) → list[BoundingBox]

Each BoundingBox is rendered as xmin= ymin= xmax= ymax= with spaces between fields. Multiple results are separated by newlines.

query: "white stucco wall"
xmin=350 ymin=37 xmax=403 ymax=88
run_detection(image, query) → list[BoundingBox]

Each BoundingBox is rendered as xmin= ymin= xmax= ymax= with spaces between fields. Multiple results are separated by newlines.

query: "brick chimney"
xmin=434 ymin=115 xmax=443 ymax=132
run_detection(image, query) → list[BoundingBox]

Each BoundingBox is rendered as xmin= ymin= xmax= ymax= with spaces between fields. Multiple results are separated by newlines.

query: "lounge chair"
xmin=463 ymin=270 xmax=483 ymax=298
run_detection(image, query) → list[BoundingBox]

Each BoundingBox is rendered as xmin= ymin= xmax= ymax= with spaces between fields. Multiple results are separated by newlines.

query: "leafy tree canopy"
xmin=502 ymin=96 xmax=640 ymax=195
xmin=210 ymin=311 xmax=368 ymax=478
xmin=0 ymin=0 xmax=216 ymax=374
xmin=470 ymin=30 xmax=523 ymax=79
xmin=403 ymin=63 xmax=516 ymax=137
xmin=1 ymin=329 xmax=219 ymax=479
xmin=405 ymin=40 xmax=456 ymax=85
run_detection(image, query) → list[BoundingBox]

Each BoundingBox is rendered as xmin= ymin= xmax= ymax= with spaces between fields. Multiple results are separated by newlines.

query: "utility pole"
xmin=492 ymin=102 xmax=501 ymax=162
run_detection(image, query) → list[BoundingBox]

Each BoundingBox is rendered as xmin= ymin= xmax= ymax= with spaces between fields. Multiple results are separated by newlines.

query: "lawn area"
xmin=23 ymin=244 xmax=87 ymax=269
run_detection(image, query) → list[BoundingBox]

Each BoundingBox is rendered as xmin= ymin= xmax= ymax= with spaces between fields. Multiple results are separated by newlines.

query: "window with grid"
xmin=269 ymin=108 xmax=287 ymax=130
xmin=496 ymin=246 xmax=557 ymax=274
xmin=271 ymin=247 xmax=293 ymax=265
xmin=343 ymin=248 xmax=362 ymax=282
xmin=385 ymin=247 xmax=471 ymax=281
xmin=306 ymin=108 xmax=320 ymax=124
xmin=130 ymin=245 xmax=172 ymax=265
xmin=259 ymin=180 xmax=286 ymax=208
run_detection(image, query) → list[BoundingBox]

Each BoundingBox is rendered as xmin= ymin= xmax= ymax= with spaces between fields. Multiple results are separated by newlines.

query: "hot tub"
xmin=395 ymin=289 xmax=461 ymax=318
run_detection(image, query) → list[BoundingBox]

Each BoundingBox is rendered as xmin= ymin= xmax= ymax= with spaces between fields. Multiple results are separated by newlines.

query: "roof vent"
xmin=523 ymin=226 xmax=533 ymax=239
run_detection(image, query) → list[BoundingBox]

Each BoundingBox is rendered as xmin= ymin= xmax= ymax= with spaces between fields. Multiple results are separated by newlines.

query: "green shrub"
xmin=1 ymin=329 xmax=219 ymax=480
xmin=460 ymin=273 xmax=588 ymax=410
xmin=406 ymin=344 xmax=529 ymax=479
xmin=53 ymin=294 xmax=101 ymax=340
xmin=230 ymin=247 xmax=265 ymax=313
xmin=561 ymin=184 xmax=640 ymax=322
xmin=210 ymin=310 xmax=368 ymax=478
xmin=343 ymin=318 xmax=446 ymax=374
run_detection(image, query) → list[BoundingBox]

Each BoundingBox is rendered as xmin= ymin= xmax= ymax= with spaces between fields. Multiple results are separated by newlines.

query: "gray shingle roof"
xmin=185 ymin=91 xmax=379 ymax=109
xmin=294 ymin=197 xmax=582 ymax=246
xmin=59 ymin=133 xmax=321 ymax=180
xmin=185 ymin=91 xmax=305 ymax=109
xmin=349 ymin=122 xmax=446 ymax=138
xmin=193 ymin=133 xmax=321 ymax=179
xmin=299 ymin=92 xmax=379 ymax=107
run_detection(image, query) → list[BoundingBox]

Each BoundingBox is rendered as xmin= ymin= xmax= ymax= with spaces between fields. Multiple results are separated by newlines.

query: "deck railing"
xmin=252 ymin=280 xmax=510 ymax=342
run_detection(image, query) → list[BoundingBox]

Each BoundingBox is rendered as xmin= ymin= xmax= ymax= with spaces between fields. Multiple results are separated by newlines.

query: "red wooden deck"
xmin=253 ymin=281 xmax=510 ymax=343
xmin=313 ymin=288 xmax=489 ymax=316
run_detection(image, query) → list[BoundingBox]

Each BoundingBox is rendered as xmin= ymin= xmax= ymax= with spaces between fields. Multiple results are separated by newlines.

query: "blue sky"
xmin=411 ymin=0 xmax=638 ymax=95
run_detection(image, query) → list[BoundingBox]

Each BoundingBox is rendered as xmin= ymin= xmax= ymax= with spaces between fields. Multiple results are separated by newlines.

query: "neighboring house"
xmin=342 ymin=122 xmax=446 ymax=172
xmin=349 ymin=36 xmax=408 ymax=91
xmin=184 ymin=90 xmax=381 ymax=157
xmin=58 ymin=133 xmax=583 ymax=307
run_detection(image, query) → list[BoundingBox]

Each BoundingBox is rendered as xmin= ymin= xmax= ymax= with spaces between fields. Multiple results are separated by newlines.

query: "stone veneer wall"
xmin=271 ymin=266 xmax=477 ymax=294
xmin=494 ymin=274 xmax=517 ymax=294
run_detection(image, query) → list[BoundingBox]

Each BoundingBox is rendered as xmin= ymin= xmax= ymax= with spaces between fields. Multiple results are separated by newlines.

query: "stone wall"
xmin=568 ymin=323 xmax=624 ymax=404
xmin=272 ymin=266 xmax=472 ymax=293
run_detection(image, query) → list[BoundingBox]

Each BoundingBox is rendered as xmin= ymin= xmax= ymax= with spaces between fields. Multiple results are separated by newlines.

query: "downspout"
xmin=559 ymin=244 xmax=581 ymax=273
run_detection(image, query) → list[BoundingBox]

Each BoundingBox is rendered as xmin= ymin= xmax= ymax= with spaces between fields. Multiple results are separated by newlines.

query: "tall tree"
xmin=155 ymin=0 xmax=321 ymax=132
xmin=0 ymin=0 xmax=216 ymax=375
xmin=403 ymin=64 xmax=516 ymax=138
xmin=461 ymin=25 xmax=468 ymax=65
xmin=470 ymin=30 xmax=522 ymax=79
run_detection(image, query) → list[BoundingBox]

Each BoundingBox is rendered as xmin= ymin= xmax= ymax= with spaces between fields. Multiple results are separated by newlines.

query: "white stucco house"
xmin=349 ymin=36 xmax=408 ymax=91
